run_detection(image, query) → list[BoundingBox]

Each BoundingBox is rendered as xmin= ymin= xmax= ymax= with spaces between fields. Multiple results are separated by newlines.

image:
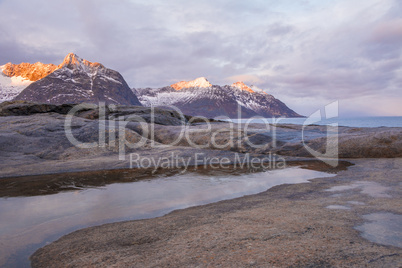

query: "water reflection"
xmin=0 ymin=166 xmax=335 ymax=267
xmin=326 ymin=205 xmax=350 ymax=210
xmin=326 ymin=181 xmax=391 ymax=198
xmin=0 ymin=161 xmax=351 ymax=198
xmin=355 ymin=212 xmax=402 ymax=248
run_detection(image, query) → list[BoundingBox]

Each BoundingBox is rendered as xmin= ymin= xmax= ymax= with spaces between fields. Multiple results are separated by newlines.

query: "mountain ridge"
xmin=1 ymin=55 xmax=301 ymax=117
xmin=134 ymin=78 xmax=303 ymax=118
xmin=171 ymin=77 xmax=212 ymax=90
xmin=12 ymin=53 xmax=142 ymax=106
xmin=0 ymin=62 xmax=59 ymax=102
xmin=1 ymin=62 xmax=58 ymax=82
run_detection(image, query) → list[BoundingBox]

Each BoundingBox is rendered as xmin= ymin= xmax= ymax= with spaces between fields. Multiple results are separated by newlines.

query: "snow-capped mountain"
xmin=171 ymin=77 xmax=212 ymax=90
xmin=134 ymin=78 xmax=302 ymax=118
xmin=6 ymin=53 xmax=141 ymax=106
xmin=0 ymin=62 xmax=58 ymax=102
xmin=14 ymin=53 xmax=141 ymax=105
xmin=2 ymin=55 xmax=300 ymax=117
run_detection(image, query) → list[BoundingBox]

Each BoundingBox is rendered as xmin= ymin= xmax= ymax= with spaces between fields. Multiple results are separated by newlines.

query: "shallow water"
xmin=355 ymin=212 xmax=402 ymax=248
xmin=326 ymin=181 xmax=391 ymax=198
xmin=0 ymin=167 xmax=334 ymax=267
xmin=326 ymin=205 xmax=350 ymax=210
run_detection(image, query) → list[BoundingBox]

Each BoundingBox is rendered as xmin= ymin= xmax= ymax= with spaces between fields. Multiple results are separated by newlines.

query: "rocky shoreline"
xmin=1 ymin=102 xmax=401 ymax=179
xmin=0 ymin=102 xmax=401 ymax=267
xmin=30 ymin=158 xmax=402 ymax=267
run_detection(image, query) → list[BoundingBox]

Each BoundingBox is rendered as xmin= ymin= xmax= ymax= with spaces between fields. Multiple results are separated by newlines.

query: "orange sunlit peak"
xmin=171 ymin=77 xmax=212 ymax=90
xmin=231 ymin=81 xmax=254 ymax=93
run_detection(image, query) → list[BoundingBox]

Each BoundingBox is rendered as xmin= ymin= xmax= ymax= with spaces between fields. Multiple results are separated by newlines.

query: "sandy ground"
xmin=30 ymin=158 xmax=402 ymax=267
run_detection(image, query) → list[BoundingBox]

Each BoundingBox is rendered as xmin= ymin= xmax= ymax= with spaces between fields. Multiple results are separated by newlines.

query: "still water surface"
xmin=0 ymin=167 xmax=333 ymax=267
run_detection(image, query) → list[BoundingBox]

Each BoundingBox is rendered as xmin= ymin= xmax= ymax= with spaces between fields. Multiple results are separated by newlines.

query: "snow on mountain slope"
xmin=14 ymin=53 xmax=141 ymax=106
xmin=0 ymin=70 xmax=33 ymax=102
xmin=134 ymin=80 xmax=302 ymax=118
xmin=250 ymin=85 xmax=267 ymax=94
xmin=231 ymin=81 xmax=254 ymax=93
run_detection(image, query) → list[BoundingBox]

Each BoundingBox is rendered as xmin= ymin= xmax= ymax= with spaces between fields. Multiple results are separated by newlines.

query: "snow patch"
xmin=250 ymin=85 xmax=267 ymax=94
xmin=0 ymin=73 xmax=33 ymax=102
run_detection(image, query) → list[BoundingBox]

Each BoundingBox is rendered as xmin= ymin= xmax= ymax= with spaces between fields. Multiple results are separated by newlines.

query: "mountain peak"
xmin=59 ymin=53 xmax=104 ymax=70
xmin=231 ymin=81 xmax=254 ymax=93
xmin=14 ymin=54 xmax=141 ymax=106
xmin=1 ymin=62 xmax=58 ymax=82
xmin=136 ymin=81 xmax=302 ymax=118
xmin=171 ymin=77 xmax=212 ymax=90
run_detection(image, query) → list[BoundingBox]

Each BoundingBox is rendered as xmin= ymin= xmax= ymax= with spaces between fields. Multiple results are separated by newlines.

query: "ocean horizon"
xmin=223 ymin=116 xmax=402 ymax=128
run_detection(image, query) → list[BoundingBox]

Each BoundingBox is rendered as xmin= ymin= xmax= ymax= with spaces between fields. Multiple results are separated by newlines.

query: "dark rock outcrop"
xmin=0 ymin=101 xmax=185 ymax=125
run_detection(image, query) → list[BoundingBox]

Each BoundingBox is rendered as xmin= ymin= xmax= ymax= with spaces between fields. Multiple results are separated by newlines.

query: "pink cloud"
xmin=369 ymin=19 xmax=402 ymax=44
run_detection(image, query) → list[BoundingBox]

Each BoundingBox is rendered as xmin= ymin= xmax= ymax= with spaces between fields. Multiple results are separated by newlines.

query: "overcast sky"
xmin=0 ymin=0 xmax=401 ymax=116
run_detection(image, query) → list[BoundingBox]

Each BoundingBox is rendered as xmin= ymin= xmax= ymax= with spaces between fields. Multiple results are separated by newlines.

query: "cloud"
xmin=0 ymin=0 xmax=401 ymax=116
xmin=368 ymin=19 xmax=402 ymax=44
xmin=225 ymin=74 xmax=264 ymax=85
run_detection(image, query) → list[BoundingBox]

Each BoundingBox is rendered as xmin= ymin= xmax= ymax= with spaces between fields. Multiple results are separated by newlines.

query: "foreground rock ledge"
xmin=1 ymin=102 xmax=402 ymax=178
xmin=30 ymin=158 xmax=402 ymax=267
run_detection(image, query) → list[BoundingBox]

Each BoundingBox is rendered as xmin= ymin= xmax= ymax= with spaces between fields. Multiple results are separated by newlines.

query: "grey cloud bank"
xmin=0 ymin=0 xmax=401 ymax=117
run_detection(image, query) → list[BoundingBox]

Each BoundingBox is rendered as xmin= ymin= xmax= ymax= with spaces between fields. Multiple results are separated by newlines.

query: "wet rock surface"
xmin=30 ymin=158 xmax=402 ymax=267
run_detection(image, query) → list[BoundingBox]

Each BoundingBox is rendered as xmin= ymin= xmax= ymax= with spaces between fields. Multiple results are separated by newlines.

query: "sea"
xmin=224 ymin=116 xmax=402 ymax=128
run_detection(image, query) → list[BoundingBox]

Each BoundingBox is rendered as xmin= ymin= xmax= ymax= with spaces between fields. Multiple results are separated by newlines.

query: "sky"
xmin=0 ymin=0 xmax=401 ymax=117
